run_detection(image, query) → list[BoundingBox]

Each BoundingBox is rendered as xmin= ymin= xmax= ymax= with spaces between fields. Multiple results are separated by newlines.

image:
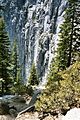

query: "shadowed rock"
xmin=0 ymin=102 xmax=9 ymax=115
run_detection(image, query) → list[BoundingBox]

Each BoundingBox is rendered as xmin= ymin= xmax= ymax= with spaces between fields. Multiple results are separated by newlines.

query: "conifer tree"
xmin=56 ymin=0 xmax=80 ymax=70
xmin=29 ymin=63 xmax=39 ymax=86
xmin=47 ymin=0 xmax=80 ymax=84
xmin=0 ymin=17 xmax=12 ymax=94
xmin=11 ymin=39 xmax=20 ymax=84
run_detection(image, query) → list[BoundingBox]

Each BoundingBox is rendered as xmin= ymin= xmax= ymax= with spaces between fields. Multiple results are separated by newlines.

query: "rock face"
xmin=1 ymin=0 xmax=67 ymax=83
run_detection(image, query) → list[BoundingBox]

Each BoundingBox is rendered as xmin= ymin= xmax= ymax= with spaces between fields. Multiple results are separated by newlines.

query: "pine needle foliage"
xmin=11 ymin=39 xmax=20 ymax=84
xmin=28 ymin=63 xmax=39 ymax=86
xmin=0 ymin=17 xmax=12 ymax=94
xmin=56 ymin=0 xmax=80 ymax=71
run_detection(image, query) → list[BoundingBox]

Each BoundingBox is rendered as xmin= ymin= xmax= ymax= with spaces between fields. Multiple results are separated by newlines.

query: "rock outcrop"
xmin=0 ymin=95 xmax=30 ymax=117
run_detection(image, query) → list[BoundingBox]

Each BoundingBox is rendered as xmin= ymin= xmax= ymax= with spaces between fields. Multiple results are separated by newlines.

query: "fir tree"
xmin=11 ymin=39 xmax=18 ymax=81
xmin=29 ymin=63 xmax=39 ymax=86
xmin=56 ymin=0 xmax=80 ymax=70
xmin=0 ymin=17 xmax=12 ymax=94
xmin=11 ymin=39 xmax=20 ymax=84
xmin=47 ymin=0 xmax=80 ymax=84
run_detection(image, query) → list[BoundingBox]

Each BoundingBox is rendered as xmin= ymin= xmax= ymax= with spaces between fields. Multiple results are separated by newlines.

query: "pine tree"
xmin=11 ymin=39 xmax=20 ymax=84
xmin=11 ymin=39 xmax=18 ymax=82
xmin=56 ymin=0 xmax=80 ymax=71
xmin=28 ymin=63 xmax=39 ymax=86
xmin=0 ymin=17 xmax=12 ymax=94
xmin=47 ymin=0 xmax=80 ymax=84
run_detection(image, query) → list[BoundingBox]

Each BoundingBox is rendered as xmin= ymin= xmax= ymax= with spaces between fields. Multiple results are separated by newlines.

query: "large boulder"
xmin=62 ymin=108 xmax=80 ymax=120
xmin=0 ymin=95 xmax=28 ymax=117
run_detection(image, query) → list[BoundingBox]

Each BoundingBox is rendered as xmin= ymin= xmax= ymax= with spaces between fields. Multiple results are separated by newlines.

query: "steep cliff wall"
xmin=1 ymin=0 xmax=67 ymax=83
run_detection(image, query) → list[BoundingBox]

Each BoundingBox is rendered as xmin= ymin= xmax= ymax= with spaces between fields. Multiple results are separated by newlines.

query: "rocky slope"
xmin=1 ymin=0 xmax=67 ymax=83
xmin=1 ymin=108 xmax=80 ymax=120
xmin=15 ymin=108 xmax=80 ymax=120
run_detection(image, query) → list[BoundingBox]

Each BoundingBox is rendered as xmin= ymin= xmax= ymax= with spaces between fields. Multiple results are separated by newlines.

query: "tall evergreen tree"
xmin=28 ymin=63 xmax=39 ymax=86
xmin=11 ymin=39 xmax=20 ymax=84
xmin=0 ymin=17 xmax=12 ymax=94
xmin=56 ymin=0 xmax=80 ymax=71
xmin=47 ymin=0 xmax=80 ymax=84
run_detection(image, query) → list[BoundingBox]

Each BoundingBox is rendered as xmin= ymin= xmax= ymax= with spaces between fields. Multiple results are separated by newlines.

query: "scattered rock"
xmin=16 ymin=112 xmax=40 ymax=120
xmin=43 ymin=114 xmax=54 ymax=120
xmin=0 ymin=115 xmax=15 ymax=120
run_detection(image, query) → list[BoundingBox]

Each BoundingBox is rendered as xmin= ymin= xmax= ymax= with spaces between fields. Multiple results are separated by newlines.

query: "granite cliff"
xmin=0 ymin=0 xmax=67 ymax=83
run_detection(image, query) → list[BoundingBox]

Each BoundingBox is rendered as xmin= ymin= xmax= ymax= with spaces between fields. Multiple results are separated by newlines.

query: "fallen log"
xmin=17 ymin=105 xmax=35 ymax=116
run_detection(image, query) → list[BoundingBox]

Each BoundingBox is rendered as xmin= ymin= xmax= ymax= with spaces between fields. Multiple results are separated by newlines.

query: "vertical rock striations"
xmin=1 ymin=0 xmax=67 ymax=83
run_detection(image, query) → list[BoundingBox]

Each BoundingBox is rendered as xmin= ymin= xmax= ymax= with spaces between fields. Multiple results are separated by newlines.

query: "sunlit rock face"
xmin=1 ymin=0 xmax=67 ymax=83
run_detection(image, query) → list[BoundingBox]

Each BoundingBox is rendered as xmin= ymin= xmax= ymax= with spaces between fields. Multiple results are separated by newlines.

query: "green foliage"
xmin=10 ymin=83 xmax=33 ymax=96
xmin=26 ymin=85 xmax=34 ymax=96
xmin=0 ymin=17 xmax=12 ymax=94
xmin=11 ymin=39 xmax=21 ymax=84
xmin=47 ymin=58 xmax=61 ymax=84
xmin=28 ymin=63 xmax=39 ymax=86
xmin=35 ymin=0 xmax=80 ymax=113
xmin=10 ymin=83 xmax=27 ymax=95
xmin=35 ymin=61 xmax=80 ymax=112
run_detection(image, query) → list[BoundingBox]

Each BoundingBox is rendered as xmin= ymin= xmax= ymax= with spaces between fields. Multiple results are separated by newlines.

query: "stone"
xmin=0 ymin=95 xmax=29 ymax=115
xmin=43 ymin=114 xmax=55 ymax=120
xmin=9 ymin=108 xmax=17 ymax=117
xmin=62 ymin=108 xmax=80 ymax=120
xmin=16 ymin=112 xmax=40 ymax=120
xmin=0 ymin=115 xmax=15 ymax=120
xmin=0 ymin=102 xmax=9 ymax=115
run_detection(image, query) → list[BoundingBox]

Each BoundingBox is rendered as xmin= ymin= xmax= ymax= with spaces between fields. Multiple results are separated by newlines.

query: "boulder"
xmin=0 ymin=95 xmax=27 ymax=116
xmin=0 ymin=102 xmax=9 ymax=115
xmin=9 ymin=108 xmax=17 ymax=117
xmin=62 ymin=108 xmax=80 ymax=120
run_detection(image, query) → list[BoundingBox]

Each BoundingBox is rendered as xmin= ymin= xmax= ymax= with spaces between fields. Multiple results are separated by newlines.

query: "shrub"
xmin=35 ymin=61 xmax=80 ymax=112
